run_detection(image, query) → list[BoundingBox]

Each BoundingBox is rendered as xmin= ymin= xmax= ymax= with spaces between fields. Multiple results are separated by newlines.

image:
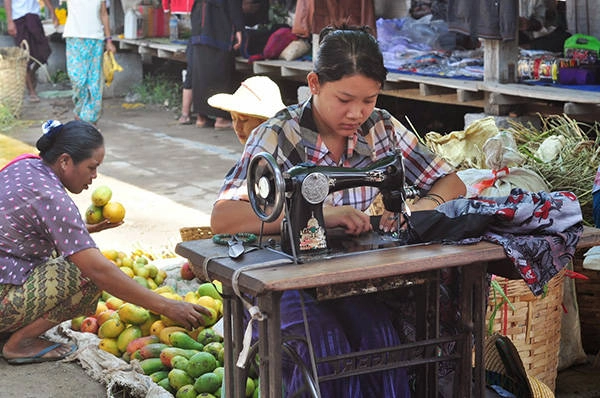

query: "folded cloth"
xmin=414 ymin=188 xmax=584 ymax=295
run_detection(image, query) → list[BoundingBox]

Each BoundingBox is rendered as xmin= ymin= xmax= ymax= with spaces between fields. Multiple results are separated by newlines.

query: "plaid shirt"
xmin=217 ymin=100 xmax=455 ymax=211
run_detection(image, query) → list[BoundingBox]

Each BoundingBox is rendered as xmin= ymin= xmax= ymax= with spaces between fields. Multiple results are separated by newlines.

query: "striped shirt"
xmin=217 ymin=99 xmax=455 ymax=211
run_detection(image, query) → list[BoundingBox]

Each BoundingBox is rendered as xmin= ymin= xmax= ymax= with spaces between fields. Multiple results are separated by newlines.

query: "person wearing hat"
xmin=208 ymin=76 xmax=286 ymax=145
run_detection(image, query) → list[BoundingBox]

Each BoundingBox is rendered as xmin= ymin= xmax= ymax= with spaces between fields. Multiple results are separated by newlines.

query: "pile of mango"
xmin=101 ymin=250 xmax=168 ymax=289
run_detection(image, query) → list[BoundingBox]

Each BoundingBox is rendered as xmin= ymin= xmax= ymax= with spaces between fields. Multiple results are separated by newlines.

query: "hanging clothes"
xmin=447 ymin=0 xmax=518 ymax=41
xmin=162 ymin=0 xmax=194 ymax=14
xmin=292 ymin=0 xmax=376 ymax=38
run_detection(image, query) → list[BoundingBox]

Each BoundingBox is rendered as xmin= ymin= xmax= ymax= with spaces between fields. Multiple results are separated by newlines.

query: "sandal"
xmin=196 ymin=116 xmax=208 ymax=128
xmin=178 ymin=115 xmax=192 ymax=125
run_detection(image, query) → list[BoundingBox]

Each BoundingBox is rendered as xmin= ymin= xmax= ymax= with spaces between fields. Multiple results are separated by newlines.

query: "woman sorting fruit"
xmin=0 ymin=120 xmax=212 ymax=365
xmin=210 ymin=26 xmax=466 ymax=397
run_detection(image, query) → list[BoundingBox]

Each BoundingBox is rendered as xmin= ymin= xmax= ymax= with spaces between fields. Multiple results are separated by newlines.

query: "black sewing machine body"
xmin=247 ymin=150 xmax=418 ymax=262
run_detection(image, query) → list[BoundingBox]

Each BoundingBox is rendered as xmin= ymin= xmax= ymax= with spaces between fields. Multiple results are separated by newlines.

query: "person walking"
xmin=62 ymin=0 xmax=116 ymax=125
xmin=5 ymin=0 xmax=56 ymax=102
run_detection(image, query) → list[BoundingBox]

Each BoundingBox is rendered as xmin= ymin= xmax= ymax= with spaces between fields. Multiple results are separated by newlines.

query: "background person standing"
xmin=190 ymin=0 xmax=243 ymax=129
xmin=5 ymin=0 xmax=57 ymax=102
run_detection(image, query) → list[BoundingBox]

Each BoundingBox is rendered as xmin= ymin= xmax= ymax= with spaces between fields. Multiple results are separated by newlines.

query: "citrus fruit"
xmin=102 ymin=201 xmax=126 ymax=223
xmin=91 ymin=185 xmax=112 ymax=207
xmin=85 ymin=204 xmax=104 ymax=224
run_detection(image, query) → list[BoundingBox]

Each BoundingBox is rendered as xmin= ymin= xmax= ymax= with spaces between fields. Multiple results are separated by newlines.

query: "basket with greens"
xmin=508 ymin=114 xmax=600 ymax=226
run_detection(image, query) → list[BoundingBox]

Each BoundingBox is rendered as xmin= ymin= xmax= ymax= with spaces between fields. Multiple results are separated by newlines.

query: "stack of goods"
xmin=517 ymin=34 xmax=600 ymax=85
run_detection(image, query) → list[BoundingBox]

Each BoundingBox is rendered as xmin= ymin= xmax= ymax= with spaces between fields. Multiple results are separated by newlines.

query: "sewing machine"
xmin=247 ymin=150 xmax=419 ymax=262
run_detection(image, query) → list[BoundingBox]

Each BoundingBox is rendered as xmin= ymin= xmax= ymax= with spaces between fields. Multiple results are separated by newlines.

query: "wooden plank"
xmin=381 ymin=88 xmax=485 ymax=108
xmin=386 ymin=72 xmax=480 ymax=91
xmin=480 ymin=81 xmax=600 ymax=104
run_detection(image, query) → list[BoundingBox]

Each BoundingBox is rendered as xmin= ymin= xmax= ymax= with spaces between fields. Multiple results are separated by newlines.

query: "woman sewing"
xmin=211 ymin=25 xmax=465 ymax=396
xmin=0 ymin=120 xmax=212 ymax=365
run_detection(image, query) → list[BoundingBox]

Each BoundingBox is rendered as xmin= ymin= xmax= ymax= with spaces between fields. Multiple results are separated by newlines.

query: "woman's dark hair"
xmin=315 ymin=25 xmax=387 ymax=86
xmin=36 ymin=120 xmax=104 ymax=164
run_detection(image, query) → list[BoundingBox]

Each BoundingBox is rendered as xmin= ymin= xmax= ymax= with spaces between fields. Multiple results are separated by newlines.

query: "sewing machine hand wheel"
xmin=247 ymin=152 xmax=286 ymax=223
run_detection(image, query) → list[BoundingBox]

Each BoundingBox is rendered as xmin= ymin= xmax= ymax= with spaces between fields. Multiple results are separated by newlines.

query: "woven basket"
xmin=0 ymin=41 xmax=29 ymax=118
xmin=486 ymin=268 xmax=565 ymax=392
xmin=572 ymin=251 xmax=600 ymax=354
xmin=179 ymin=226 xmax=214 ymax=242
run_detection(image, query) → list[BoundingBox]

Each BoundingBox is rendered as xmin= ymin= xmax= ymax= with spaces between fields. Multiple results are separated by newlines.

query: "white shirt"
xmin=62 ymin=0 xmax=105 ymax=40
xmin=10 ymin=0 xmax=41 ymax=20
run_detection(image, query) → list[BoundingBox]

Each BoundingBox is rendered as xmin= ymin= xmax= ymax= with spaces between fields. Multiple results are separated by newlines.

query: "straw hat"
xmin=208 ymin=76 xmax=286 ymax=120
xmin=484 ymin=333 xmax=554 ymax=398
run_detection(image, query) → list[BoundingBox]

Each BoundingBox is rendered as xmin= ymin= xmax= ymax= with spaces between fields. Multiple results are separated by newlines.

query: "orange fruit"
xmin=102 ymin=202 xmax=126 ymax=223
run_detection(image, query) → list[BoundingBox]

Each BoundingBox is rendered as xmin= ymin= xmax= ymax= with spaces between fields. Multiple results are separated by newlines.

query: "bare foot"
xmin=2 ymin=336 xmax=74 ymax=362
xmin=28 ymin=94 xmax=40 ymax=103
xmin=196 ymin=116 xmax=208 ymax=128
xmin=214 ymin=117 xmax=232 ymax=130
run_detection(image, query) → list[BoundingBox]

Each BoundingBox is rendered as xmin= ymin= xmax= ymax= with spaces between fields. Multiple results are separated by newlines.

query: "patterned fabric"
xmin=66 ymin=37 xmax=104 ymax=123
xmin=0 ymin=256 xmax=101 ymax=332
xmin=217 ymin=99 xmax=455 ymax=209
xmin=0 ymin=157 xmax=96 ymax=285
xmin=437 ymin=188 xmax=583 ymax=295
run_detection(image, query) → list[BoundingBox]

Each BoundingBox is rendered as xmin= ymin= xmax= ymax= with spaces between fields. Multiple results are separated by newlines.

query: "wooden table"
xmin=176 ymin=226 xmax=600 ymax=398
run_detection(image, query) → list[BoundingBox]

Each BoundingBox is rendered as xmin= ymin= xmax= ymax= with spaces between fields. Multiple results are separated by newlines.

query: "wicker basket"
xmin=572 ymin=251 xmax=600 ymax=354
xmin=179 ymin=226 xmax=214 ymax=242
xmin=486 ymin=268 xmax=565 ymax=392
xmin=0 ymin=41 xmax=29 ymax=118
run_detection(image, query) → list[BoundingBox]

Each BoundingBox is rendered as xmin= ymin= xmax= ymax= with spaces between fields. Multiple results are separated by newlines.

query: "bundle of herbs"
xmin=508 ymin=114 xmax=600 ymax=225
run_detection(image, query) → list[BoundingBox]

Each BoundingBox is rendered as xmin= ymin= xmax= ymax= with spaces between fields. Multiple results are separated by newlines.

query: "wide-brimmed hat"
xmin=208 ymin=76 xmax=286 ymax=120
xmin=484 ymin=333 xmax=555 ymax=398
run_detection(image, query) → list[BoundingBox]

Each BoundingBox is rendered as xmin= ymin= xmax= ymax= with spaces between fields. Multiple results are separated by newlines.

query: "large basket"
xmin=572 ymin=250 xmax=600 ymax=354
xmin=486 ymin=269 xmax=565 ymax=392
xmin=179 ymin=226 xmax=213 ymax=282
xmin=0 ymin=41 xmax=29 ymax=117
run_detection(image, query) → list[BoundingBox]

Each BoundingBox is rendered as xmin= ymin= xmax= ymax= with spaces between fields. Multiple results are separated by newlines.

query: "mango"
xmin=99 ymin=337 xmax=121 ymax=357
xmin=130 ymin=349 xmax=144 ymax=361
xmin=117 ymin=325 xmax=143 ymax=353
xmin=149 ymin=370 xmax=169 ymax=383
xmin=196 ymin=282 xmax=223 ymax=301
xmin=157 ymin=378 xmax=175 ymax=394
xmin=176 ymin=384 xmax=197 ymax=398
xmin=139 ymin=343 xmax=169 ymax=359
xmin=126 ymin=335 xmax=160 ymax=355
xmin=98 ymin=316 xmax=126 ymax=339
xmin=118 ymin=303 xmax=150 ymax=325
xmin=139 ymin=312 xmax=160 ymax=336
xmin=194 ymin=372 xmax=222 ymax=394
xmin=168 ymin=368 xmax=194 ymax=391
xmin=203 ymin=342 xmax=224 ymax=359
xmin=171 ymin=355 xmax=189 ymax=371
xmin=186 ymin=351 xmax=217 ymax=378
xmin=197 ymin=328 xmax=223 ymax=345
xmin=139 ymin=357 xmax=168 ymax=375
xmin=153 ymin=285 xmax=175 ymax=295
xmin=170 ymin=331 xmax=205 ymax=351
xmin=159 ymin=326 xmax=188 ymax=345
xmin=150 ymin=319 xmax=167 ymax=337
xmin=160 ymin=347 xmax=199 ymax=367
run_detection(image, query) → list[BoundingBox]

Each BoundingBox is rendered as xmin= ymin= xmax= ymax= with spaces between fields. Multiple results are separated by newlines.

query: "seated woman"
xmin=210 ymin=25 xmax=466 ymax=397
xmin=208 ymin=75 xmax=286 ymax=145
xmin=0 ymin=120 xmax=212 ymax=364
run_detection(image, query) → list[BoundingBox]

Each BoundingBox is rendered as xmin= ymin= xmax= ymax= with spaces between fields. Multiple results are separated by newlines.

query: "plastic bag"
xmin=103 ymin=51 xmax=123 ymax=87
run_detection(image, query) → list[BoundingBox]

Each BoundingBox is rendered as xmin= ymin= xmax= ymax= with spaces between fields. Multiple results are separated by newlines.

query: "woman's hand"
xmin=378 ymin=209 xmax=405 ymax=233
xmin=164 ymin=300 xmax=214 ymax=330
xmin=324 ymin=205 xmax=372 ymax=236
xmin=87 ymin=219 xmax=123 ymax=233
